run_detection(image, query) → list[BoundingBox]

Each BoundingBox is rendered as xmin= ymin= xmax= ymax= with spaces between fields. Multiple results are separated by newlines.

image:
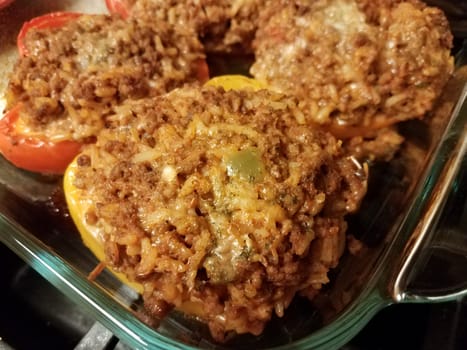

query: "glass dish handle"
xmin=390 ymin=82 xmax=467 ymax=303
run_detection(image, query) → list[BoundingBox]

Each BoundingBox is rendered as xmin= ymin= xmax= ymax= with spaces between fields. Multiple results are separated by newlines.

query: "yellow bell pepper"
xmin=63 ymin=158 xmax=144 ymax=293
xmin=205 ymin=74 xmax=267 ymax=91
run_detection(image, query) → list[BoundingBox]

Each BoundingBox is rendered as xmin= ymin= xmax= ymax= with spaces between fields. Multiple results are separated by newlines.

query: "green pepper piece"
xmin=226 ymin=147 xmax=264 ymax=183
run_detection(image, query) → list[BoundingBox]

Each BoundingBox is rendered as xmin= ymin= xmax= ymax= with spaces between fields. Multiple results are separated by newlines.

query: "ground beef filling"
xmin=73 ymin=86 xmax=367 ymax=341
xmin=5 ymin=13 xmax=205 ymax=141
xmin=129 ymin=0 xmax=263 ymax=54
xmin=251 ymin=0 xmax=453 ymax=131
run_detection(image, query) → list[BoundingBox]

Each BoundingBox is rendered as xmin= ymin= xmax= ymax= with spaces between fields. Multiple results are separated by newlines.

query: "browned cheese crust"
xmin=73 ymin=86 xmax=367 ymax=341
xmin=251 ymin=0 xmax=454 ymax=132
xmin=5 ymin=13 xmax=205 ymax=141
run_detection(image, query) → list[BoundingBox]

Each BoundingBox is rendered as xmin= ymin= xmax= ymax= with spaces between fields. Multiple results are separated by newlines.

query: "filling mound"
xmin=71 ymin=86 xmax=367 ymax=340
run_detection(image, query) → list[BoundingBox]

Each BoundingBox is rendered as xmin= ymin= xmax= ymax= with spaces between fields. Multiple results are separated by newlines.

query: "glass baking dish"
xmin=0 ymin=1 xmax=466 ymax=349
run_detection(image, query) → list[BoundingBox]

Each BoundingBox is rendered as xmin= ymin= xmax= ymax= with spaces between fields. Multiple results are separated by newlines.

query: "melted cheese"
xmin=322 ymin=0 xmax=368 ymax=35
